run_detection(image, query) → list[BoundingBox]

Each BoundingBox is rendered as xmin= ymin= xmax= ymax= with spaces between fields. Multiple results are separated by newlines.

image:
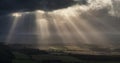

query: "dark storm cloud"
xmin=0 ymin=0 xmax=88 ymax=15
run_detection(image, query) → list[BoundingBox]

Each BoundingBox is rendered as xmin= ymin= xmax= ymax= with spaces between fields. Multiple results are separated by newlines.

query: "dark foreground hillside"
xmin=0 ymin=43 xmax=120 ymax=63
xmin=12 ymin=48 xmax=120 ymax=63
xmin=9 ymin=47 xmax=120 ymax=63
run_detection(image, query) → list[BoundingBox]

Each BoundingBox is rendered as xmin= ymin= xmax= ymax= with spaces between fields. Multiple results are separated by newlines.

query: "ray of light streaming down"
xmin=51 ymin=7 xmax=110 ymax=47
xmin=35 ymin=11 xmax=51 ymax=48
xmin=4 ymin=0 xmax=120 ymax=51
xmin=6 ymin=13 xmax=22 ymax=44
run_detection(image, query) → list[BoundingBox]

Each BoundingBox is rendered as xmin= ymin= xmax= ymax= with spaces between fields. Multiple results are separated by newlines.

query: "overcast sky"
xmin=0 ymin=0 xmax=120 ymax=49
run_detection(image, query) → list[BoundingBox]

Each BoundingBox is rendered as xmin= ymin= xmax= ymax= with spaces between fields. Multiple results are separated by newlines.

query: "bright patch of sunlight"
xmin=11 ymin=12 xmax=22 ymax=17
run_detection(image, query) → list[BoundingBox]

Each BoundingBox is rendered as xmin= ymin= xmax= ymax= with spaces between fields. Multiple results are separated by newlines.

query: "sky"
xmin=0 ymin=0 xmax=120 ymax=50
xmin=0 ymin=0 xmax=85 ymax=15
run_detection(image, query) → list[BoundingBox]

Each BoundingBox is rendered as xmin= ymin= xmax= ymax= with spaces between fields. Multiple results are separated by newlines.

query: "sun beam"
xmin=6 ymin=13 xmax=22 ymax=43
xmin=5 ymin=0 xmax=120 ymax=51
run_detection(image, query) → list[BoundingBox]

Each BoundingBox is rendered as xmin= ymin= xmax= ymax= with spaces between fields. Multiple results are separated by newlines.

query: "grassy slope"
xmin=12 ymin=52 xmax=120 ymax=63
